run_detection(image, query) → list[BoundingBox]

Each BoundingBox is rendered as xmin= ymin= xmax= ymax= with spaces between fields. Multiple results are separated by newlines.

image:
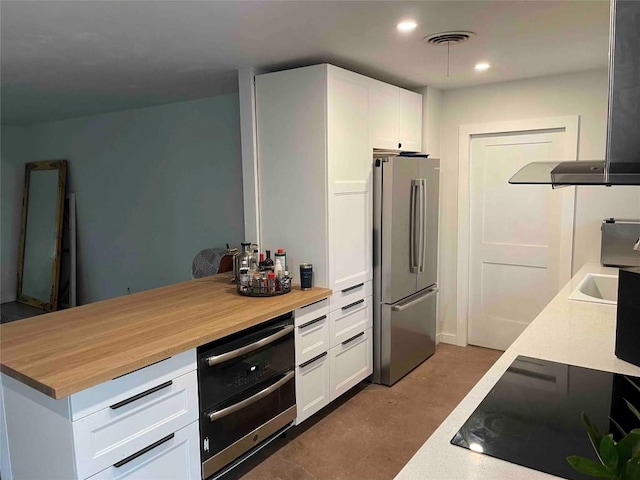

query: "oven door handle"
xmin=205 ymin=324 xmax=294 ymax=367
xmin=207 ymin=370 xmax=295 ymax=422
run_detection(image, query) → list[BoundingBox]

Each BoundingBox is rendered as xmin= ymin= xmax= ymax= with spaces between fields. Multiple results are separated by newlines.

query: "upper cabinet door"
xmin=369 ymin=80 xmax=399 ymax=151
xmin=398 ymin=89 xmax=423 ymax=152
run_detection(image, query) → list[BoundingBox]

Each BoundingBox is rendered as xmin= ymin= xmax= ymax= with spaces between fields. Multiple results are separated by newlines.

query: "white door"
xmin=468 ymin=130 xmax=574 ymax=350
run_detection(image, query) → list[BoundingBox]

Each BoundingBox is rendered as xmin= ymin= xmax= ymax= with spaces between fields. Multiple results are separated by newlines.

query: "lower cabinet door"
xmin=329 ymin=328 xmax=372 ymax=401
xmin=295 ymin=352 xmax=331 ymax=425
xmin=86 ymin=421 xmax=200 ymax=480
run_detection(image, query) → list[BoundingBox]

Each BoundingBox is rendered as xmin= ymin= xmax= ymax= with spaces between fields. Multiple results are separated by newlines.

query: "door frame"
xmin=455 ymin=116 xmax=579 ymax=347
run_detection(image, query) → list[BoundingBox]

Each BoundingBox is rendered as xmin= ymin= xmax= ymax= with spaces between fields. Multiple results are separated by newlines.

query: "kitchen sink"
xmin=568 ymin=273 xmax=619 ymax=305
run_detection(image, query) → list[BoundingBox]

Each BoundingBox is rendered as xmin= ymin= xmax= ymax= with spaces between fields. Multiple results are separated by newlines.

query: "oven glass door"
xmin=200 ymin=370 xmax=295 ymax=463
xmin=198 ymin=316 xmax=294 ymax=411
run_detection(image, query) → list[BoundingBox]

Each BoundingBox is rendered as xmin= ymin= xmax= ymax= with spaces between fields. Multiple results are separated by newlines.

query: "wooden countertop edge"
xmin=1 ymin=288 xmax=332 ymax=399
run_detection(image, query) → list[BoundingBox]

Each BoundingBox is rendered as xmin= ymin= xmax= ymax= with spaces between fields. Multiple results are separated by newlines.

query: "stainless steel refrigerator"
xmin=372 ymin=152 xmax=439 ymax=386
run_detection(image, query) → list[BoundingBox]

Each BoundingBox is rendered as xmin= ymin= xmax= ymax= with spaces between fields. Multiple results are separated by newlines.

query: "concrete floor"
xmin=231 ymin=343 xmax=501 ymax=480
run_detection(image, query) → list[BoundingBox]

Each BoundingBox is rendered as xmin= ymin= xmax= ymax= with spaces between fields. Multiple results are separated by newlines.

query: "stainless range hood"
xmin=510 ymin=0 xmax=640 ymax=187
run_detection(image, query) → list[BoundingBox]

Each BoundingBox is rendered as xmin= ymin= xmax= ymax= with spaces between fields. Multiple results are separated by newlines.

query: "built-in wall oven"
xmin=197 ymin=312 xmax=296 ymax=479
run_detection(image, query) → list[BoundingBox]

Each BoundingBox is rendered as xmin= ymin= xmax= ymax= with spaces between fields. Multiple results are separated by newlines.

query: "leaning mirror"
xmin=17 ymin=160 xmax=67 ymax=311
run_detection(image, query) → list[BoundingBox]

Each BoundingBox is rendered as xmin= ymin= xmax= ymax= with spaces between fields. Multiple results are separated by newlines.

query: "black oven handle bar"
xmin=207 ymin=370 xmax=295 ymax=422
xmin=205 ymin=324 xmax=294 ymax=367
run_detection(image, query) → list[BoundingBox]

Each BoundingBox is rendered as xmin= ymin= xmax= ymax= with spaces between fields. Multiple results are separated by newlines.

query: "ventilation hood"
xmin=509 ymin=0 xmax=640 ymax=187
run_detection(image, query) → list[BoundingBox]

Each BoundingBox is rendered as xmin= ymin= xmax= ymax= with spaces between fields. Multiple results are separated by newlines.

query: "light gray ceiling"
xmin=1 ymin=1 xmax=610 ymax=125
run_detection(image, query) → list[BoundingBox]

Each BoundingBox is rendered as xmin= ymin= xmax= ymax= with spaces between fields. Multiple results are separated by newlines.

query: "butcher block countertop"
xmin=0 ymin=274 xmax=331 ymax=399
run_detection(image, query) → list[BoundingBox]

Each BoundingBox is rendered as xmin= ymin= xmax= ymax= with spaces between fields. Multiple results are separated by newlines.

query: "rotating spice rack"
xmin=236 ymin=275 xmax=292 ymax=297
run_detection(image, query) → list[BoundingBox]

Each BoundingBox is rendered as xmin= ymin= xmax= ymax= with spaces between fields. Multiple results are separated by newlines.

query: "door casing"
xmin=454 ymin=116 xmax=578 ymax=347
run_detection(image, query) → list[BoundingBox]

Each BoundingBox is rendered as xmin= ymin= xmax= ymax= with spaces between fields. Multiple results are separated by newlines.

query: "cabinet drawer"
xmin=86 ymin=421 xmax=200 ymax=480
xmin=73 ymin=370 xmax=198 ymax=479
xmin=330 ymin=281 xmax=372 ymax=311
xmin=71 ymin=349 xmax=197 ymax=421
xmin=295 ymin=352 xmax=331 ymax=425
xmin=330 ymin=328 xmax=372 ymax=401
xmin=294 ymin=299 xmax=329 ymax=327
xmin=329 ymin=295 xmax=372 ymax=347
xmin=295 ymin=313 xmax=330 ymax=366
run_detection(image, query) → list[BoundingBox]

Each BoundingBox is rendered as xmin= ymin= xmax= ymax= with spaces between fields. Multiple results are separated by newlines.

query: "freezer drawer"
xmin=378 ymin=286 xmax=437 ymax=386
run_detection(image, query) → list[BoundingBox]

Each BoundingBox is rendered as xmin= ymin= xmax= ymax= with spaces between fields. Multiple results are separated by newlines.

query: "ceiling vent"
xmin=422 ymin=31 xmax=475 ymax=45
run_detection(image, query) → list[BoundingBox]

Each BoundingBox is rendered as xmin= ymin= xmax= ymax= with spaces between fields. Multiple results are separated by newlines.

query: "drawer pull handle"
xmin=341 ymin=283 xmax=364 ymax=293
xmin=342 ymin=331 xmax=365 ymax=346
xmin=300 ymin=299 xmax=326 ymax=309
xmin=208 ymin=370 xmax=295 ymax=422
xmin=299 ymin=315 xmax=327 ymax=329
xmin=342 ymin=299 xmax=365 ymax=311
xmin=113 ymin=433 xmax=175 ymax=468
xmin=299 ymin=351 xmax=328 ymax=369
xmin=206 ymin=324 xmax=294 ymax=367
xmin=109 ymin=380 xmax=173 ymax=410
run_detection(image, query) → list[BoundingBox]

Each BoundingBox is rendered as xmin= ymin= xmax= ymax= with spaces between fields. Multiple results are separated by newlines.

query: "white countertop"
xmin=395 ymin=263 xmax=640 ymax=480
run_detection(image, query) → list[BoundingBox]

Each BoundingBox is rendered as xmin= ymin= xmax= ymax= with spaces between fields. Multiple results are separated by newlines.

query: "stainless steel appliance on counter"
xmin=601 ymin=218 xmax=640 ymax=267
xmin=373 ymin=152 xmax=439 ymax=386
xmin=197 ymin=313 xmax=295 ymax=479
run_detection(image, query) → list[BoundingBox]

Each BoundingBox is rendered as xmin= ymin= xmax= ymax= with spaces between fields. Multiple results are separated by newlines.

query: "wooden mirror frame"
xmin=16 ymin=160 xmax=68 ymax=311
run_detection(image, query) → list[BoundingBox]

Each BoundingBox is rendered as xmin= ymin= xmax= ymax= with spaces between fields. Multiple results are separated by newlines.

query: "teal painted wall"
xmin=2 ymin=95 xmax=244 ymax=304
xmin=1 ymin=126 xmax=30 ymax=302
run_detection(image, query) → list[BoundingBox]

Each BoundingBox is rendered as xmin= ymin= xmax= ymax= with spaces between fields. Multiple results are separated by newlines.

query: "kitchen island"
xmin=0 ymin=275 xmax=333 ymax=480
xmin=0 ymin=274 xmax=330 ymax=398
xmin=396 ymin=263 xmax=640 ymax=480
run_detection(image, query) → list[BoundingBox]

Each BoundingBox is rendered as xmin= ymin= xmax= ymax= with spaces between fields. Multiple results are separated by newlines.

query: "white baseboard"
xmin=438 ymin=332 xmax=466 ymax=347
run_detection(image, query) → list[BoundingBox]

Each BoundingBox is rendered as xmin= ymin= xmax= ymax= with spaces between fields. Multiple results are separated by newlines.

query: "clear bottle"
xmin=239 ymin=259 xmax=249 ymax=285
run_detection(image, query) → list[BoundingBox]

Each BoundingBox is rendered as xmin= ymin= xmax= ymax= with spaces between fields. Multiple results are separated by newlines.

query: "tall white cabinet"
xmin=256 ymin=64 xmax=422 ymax=424
xmin=256 ymin=65 xmax=373 ymax=424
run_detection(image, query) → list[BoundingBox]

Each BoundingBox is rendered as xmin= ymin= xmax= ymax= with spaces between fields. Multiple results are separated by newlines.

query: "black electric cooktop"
xmin=451 ymin=356 xmax=640 ymax=480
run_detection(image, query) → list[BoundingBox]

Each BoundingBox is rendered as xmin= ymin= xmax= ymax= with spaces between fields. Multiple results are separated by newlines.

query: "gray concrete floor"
xmin=229 ymin=343 xmax=501 ymax=480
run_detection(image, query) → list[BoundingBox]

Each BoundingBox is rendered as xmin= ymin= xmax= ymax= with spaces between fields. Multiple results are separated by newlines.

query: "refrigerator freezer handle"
xmin=391 ymin=287 xmax=439 ymax=311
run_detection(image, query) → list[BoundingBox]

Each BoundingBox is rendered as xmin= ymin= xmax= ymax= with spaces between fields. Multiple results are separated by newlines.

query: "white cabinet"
xmin=398 ymin=89 xmax=423 ymax=153
xmin=330 ymin=328 xmax=373 ymax=400
xmin=258 ymin=65 xmax=381 ymax=426
xmin=369 ymin=80 xmax=423 ymax=152
xmin=2 ymin=350 xmax=199 ymax=480
xmin=256 ymin=64 xmax=372 ymax=293
xmin=86 ymin=422 xmax=200 ymax=480
xmin=295 ymin=352 xmax=331 ymax=425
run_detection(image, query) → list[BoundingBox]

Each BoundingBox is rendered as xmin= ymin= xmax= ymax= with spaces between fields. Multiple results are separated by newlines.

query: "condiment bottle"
xmin=275 ymin=249 xmax=287 ymax=271
xmin=274 ymin=258 xmax=284 ymax=280
xmin=267 ymin=272 xmax=276 ymax=294
xmin=259 ymin=253 xmax=265 ymax=270
xmin=264 ymin=250 xmax=275 ymax=271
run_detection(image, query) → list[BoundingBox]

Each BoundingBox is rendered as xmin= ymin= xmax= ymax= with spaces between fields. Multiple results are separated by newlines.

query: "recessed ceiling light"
xmin=397 ymin=21 xmax=417 ymax=32
xmin=475 ymin=62 xmax=490 ymax=71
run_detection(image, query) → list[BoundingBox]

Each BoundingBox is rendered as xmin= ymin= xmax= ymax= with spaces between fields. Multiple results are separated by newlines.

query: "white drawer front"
xmin=330 ymin=327 xmax=372 ymax=401
xmin=86 ymin=421 xmax=200 ymax=480
xmin=73 ymin=370 xmax=198 ymax=479
xmin=295 ymin=313 xmax=330 ymax=365
xmin=71 ymin=349 xmax=197 ymax=420
xmin=329 ymin=295 xmax=372 ymax=347
xmin=294 ymin=299 xmax=329 ymax=327
xmin=295 ymin=352 xmax=330 ymax=425
xmin=329 ymin=281 xmax=372 ymax=311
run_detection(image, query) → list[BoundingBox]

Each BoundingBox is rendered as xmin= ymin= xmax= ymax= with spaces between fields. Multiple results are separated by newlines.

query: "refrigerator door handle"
xmin=418 ymin=178 xmax=426 ymax=273
xmin=391 ymin=287 xmax=438 ymax=311
xmin=410 ymin=180 xmax=420 ymax=273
